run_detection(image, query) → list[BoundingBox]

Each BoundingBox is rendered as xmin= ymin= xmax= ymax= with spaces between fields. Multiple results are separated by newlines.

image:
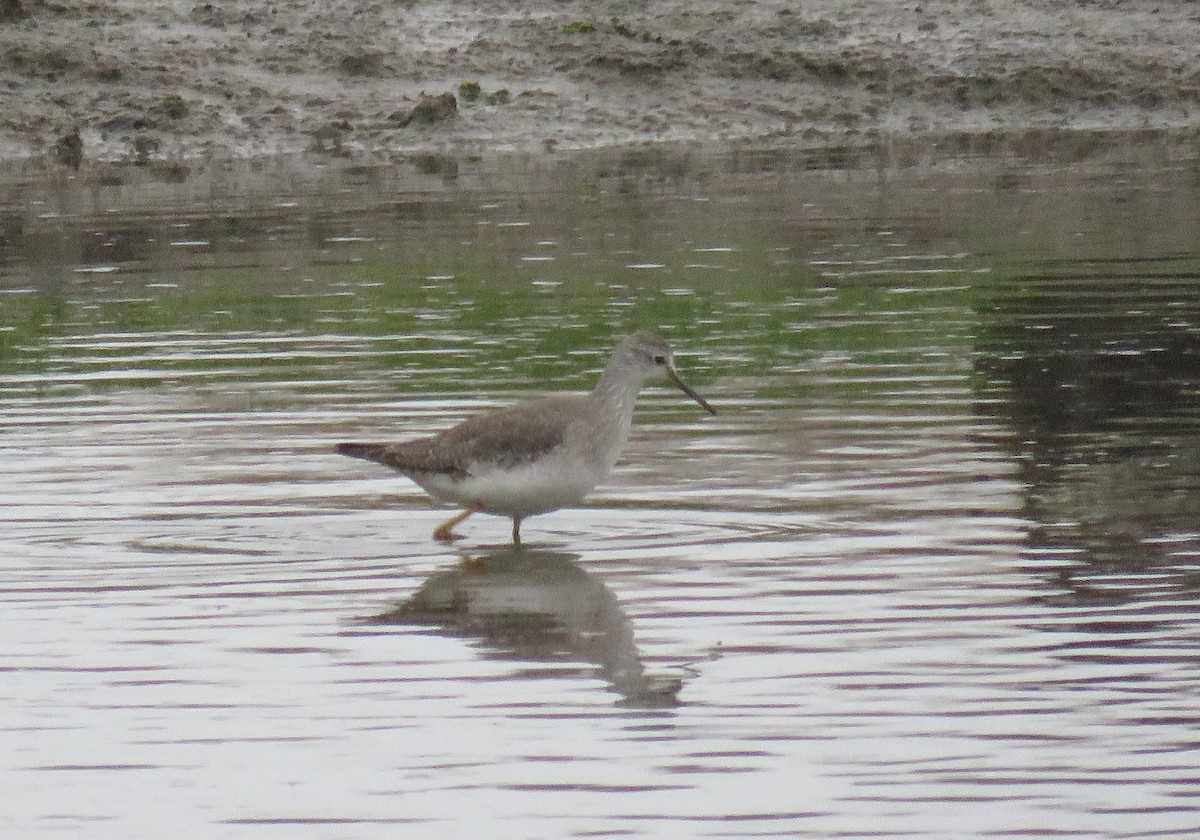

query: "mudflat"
xmin=2 ymin=0 xmax=1199 ymax=161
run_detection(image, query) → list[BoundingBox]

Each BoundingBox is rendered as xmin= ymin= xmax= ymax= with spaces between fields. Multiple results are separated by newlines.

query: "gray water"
xmin=3 ymin=134 xmax=1200 ymax=838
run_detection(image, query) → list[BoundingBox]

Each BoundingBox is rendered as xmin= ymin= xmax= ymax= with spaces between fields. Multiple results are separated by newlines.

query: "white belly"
xmin=412 ymin=451 xmax=610 ymax=519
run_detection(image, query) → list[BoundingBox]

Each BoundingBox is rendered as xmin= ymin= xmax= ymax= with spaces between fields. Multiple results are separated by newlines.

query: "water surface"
xmin=3 ymin=135 xmax=1200 ymax=838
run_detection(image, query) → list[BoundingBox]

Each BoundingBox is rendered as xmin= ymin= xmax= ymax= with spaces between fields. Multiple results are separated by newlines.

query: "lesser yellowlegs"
xmin=336 ymin=330 xmax=716 ymax=544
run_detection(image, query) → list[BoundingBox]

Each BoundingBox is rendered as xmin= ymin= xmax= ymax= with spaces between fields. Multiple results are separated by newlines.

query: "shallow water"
xmin=3 ymin=135 xmax=1200 ymax=838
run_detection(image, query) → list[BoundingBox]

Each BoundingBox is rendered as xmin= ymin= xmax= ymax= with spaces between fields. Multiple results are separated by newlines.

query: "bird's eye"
xmin=653 ymin=355 xmax=666 ymax=365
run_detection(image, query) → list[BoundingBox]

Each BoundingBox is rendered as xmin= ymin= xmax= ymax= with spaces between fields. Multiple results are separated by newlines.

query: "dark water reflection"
xmin=3 ymin=132 xmax=1200 ymax=837
xmin=978 ymin=268 xmax=1200 ymax=598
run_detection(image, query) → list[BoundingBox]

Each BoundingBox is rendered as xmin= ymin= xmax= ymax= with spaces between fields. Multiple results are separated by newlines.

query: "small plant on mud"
xmin=485 ymin=88 xmax=510 ymax=106
xmin=610 ymin=17 xmax=635 ymax=38
xmin=160 ymin=94 xmax=188 ymax=120
xmin=562 ymin=21 xmax=596 ymax=35
xmin=458 ymin=81 xmax=482 ymax=103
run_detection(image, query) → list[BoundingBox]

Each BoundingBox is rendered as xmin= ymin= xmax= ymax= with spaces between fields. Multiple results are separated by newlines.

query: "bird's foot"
xmin=432 ymin=525 xmax=466 ymax=543
xmin=433 ymin=505 xmax=481 ymax=543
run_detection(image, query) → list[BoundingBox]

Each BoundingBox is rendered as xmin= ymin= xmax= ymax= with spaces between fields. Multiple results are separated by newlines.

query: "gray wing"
xmin=336 ymin=395 xmax=584 ymax=478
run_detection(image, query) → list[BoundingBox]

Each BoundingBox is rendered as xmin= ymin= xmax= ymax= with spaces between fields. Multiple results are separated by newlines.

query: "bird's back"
xmin=336 ymin=394 xmax=592 ymax=479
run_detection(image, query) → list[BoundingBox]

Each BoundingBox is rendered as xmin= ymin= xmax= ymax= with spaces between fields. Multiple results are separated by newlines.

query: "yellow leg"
xmin=433 ymin=505 xmax=481 ymax=542
xmin=511 ymin=517 xmax=522 ymax=546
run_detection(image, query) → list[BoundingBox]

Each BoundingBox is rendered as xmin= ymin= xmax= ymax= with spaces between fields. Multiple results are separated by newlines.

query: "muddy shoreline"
xmin=3 ymin=0 xmax=1200 ymax=164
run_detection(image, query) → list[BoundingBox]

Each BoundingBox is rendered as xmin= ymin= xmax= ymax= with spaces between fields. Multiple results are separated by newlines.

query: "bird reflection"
xmin=369 ymin=547 xmax=684 ymax=707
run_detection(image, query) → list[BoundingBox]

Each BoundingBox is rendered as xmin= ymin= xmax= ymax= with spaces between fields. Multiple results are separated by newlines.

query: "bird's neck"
xmin=588 ymin=364 xmax=645 ymax=450
xmin=592 ymin=363 xmax=644 ymax=412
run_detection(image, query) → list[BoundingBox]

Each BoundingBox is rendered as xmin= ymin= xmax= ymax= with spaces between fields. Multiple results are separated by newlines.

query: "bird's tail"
xmin=336 ymin=439 xmax=452 ymax=476
xmin=335 ymin=442 xmax=391 ymax=465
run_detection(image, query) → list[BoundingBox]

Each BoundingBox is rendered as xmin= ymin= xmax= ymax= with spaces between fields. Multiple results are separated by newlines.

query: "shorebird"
xmin=336 ymin=330 xmax=716 ymax=544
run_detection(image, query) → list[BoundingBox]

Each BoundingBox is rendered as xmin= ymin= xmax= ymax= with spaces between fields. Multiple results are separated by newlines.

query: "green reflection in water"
xmin=0 ymin=295 xmax=70 ymax=373
xmin=0 ymin=148 xmax=1018 ymax=406
xmin=0 ymin=255 xmax=985 ymax=404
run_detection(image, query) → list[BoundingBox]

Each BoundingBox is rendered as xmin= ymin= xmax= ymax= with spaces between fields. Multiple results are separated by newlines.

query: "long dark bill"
xmin=667 ymin=367 xmax=717 ymax=415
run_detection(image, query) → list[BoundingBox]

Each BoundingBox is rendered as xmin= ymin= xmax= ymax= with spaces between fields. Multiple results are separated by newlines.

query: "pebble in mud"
xmin=392 ymin=92 xmax=458 ymax=128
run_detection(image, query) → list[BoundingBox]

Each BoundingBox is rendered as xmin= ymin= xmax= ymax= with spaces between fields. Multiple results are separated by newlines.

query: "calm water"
xmin=3 ymin=135 xmax=1200 ymax=838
